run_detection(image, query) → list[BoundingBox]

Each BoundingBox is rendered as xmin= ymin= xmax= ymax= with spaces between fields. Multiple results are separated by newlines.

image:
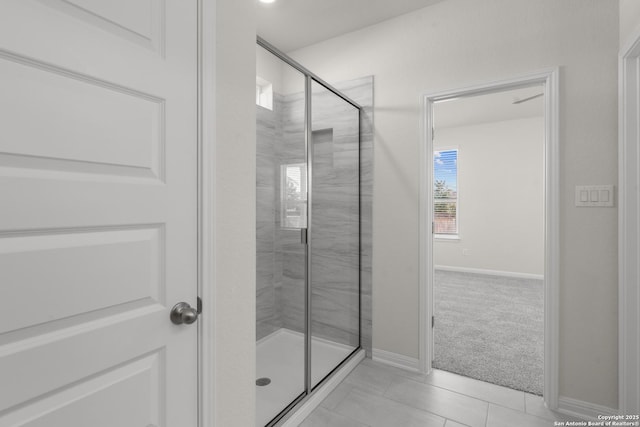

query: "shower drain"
xmin=256 ymin=377 xmax=271 ymax=386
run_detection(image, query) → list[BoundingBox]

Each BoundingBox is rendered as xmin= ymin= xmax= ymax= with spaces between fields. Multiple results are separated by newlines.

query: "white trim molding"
xmin=558 ymin=397 xmax=619 ymax=421
xmin=198 ymin=0 xmax=216 ymax=426
xmin=419 ymin=68 xmax=560 ymax=410
xmin=372 ymin=348 xmax=421 ymax=373
xmin=619 ymin=23 xmax=640 ymax=416
xmin=434 ymin=265 xmax=544 ymax=281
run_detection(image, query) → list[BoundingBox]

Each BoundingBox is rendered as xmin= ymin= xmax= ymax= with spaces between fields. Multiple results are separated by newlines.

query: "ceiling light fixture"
xmin=259 ymin=0 xmax=276 ymax=4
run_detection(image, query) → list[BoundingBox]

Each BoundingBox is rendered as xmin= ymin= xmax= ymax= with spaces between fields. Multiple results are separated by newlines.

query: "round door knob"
xmin=170 ymin=302 xmax=199 ymax=325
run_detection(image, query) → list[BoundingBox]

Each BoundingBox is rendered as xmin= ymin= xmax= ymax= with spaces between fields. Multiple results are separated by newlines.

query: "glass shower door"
xmin=256 ymin=39 xmax=362 ymax=426
xmin=309 ymin=80 xmax=360 ymax=388
xmin=255 ymin=46 xmax=308 ymax=426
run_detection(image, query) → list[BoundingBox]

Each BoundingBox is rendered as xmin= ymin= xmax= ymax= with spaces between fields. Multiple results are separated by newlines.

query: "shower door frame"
xmin=257 ymin=36 xmax=364 ymax=427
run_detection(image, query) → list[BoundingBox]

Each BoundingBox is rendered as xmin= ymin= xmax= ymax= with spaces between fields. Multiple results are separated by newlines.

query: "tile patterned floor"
xmin=300 ymin=359 xmax=583 ymax=427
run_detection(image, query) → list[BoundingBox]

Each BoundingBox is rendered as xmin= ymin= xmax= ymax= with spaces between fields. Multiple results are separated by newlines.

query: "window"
xmin=434 ymin=149 xmax=458 ymax=236
xmin=281 ymin=163 xmax=307 ymax=228
xmin=256 ymin=76 xmax=273 ymax=110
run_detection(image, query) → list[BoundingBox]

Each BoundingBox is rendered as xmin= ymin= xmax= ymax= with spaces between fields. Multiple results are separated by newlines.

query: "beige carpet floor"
xmin=433 ymin=269 xmax=544 ymax=395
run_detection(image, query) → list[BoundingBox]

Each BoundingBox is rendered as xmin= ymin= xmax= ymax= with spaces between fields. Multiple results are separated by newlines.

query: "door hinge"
xmin=432 ymin=316 xmax=435 ymax=328
xmin=432 ymin=222 xmax=434 ymax=234
xmin=197 ymin=296 xmax=202 ymax=315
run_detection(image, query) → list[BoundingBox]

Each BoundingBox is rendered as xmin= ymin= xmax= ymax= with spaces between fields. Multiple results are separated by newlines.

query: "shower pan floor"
xmin=256 ymin=328 xmax=354 ymax=427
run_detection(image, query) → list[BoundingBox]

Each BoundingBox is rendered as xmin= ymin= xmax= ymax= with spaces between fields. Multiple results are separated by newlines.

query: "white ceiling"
xmin=256 ymin=0 xmax=445 ymax=52
xmin=434 ymin=86 xmax=545 ymax=129
xmin=256 ymin=1 xmax=544 ymax=128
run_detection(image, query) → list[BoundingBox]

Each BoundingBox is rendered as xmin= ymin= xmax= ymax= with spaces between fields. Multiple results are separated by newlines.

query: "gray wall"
xmin=621 ymin=0 xmax=640 ymax=45
xmin=256 ymin=76 xmax=373 ymax=356
xmin=289 ymin=0 xmax=619 ymax=409
xmin=213 ymin=0 xmax=256 ymax=423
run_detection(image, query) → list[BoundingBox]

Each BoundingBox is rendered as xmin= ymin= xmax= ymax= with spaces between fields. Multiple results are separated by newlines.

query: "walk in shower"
xmin=255 ymin=38 xmax=363 ymax=426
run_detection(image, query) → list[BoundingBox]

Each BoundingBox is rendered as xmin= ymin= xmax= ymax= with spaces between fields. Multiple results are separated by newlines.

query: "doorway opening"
xmin=420 ymin=69 xmax=560 ymax=408
xmin=432 ymin=86 xmax=545 ymax=395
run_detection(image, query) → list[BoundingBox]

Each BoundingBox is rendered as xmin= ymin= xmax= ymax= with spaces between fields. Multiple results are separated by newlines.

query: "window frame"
xmin=280 ymin=162 xmax=307 ymax=229
xmin=255 ymin=76 xmax=273 ymax=110
xmin=433 ymin=147 xmax=459 ymax=239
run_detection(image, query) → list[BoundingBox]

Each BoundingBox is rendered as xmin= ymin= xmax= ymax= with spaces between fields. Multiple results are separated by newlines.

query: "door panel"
xmin=0 ymin=226 xmax=163 ymax=334
xmin=0 ymin=55 xmax=163 ymax=179
xmin=310 ymin=81 xmax=360 ymax=389
xmin=0 ymin=0 xmax=198 ymax=425
xmin=3 ymin=351 xmax=164 ymax=427
xmin=49 ymin=0 xmax=164 ymax=53
xmin=255 ymin=45 xmax=308 ymax=426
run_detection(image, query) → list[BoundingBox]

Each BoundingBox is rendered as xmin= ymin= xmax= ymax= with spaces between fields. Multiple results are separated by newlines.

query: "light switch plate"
xmin=575 ymin=185 xmax=615 ymax=207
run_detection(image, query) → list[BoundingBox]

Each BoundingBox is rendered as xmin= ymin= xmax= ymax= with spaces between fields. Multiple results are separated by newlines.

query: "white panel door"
xmin=0 ymin=1 xmax=198 ymax=426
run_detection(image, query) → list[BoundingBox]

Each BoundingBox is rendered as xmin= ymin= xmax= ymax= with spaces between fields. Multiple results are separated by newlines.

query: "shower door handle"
xmin=301 ymin=228 xmax=308 ymax=245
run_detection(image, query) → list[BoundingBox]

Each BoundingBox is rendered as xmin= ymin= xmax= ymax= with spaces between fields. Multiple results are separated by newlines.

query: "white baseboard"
xmin=557 ymin=396 xmax=618 ymax=420
xmin=435 ymin=265 xmax=544 ymax=280
xmin=372 ymin=348 xmax=421 ymax=372
xmin=282 ymin=349 xmax=365 ymax=426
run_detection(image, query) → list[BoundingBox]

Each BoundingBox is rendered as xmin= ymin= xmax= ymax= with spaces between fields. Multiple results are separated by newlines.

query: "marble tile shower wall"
xmin=309 ymin=87 xmax=360 ymax=349
xmin=256 ymin=94 xmax=284 ymax=341
xmin=336 ymin=76 xmax=374 ymax=357
xmin=255 ymin=77 xmax=373 ymax=357
xmin=278 ymin=92 xmax=307 ymax=336
xmin=256 ymin=91 xmax=308 ymax=341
